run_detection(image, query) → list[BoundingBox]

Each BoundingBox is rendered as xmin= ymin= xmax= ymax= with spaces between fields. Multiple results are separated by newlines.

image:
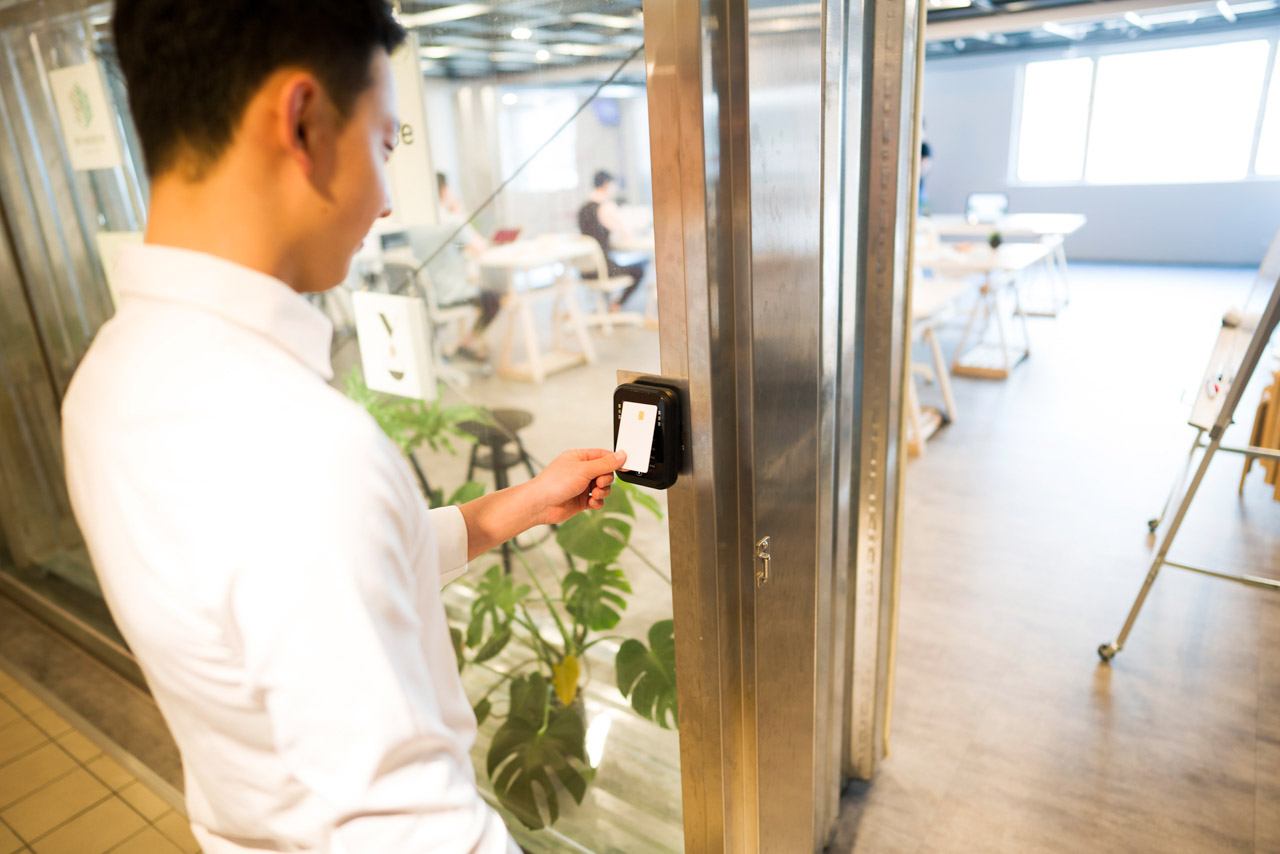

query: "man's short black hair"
xmin=112 ymin=0 xmax=406 ymax=178
xmin=593 ymin=170 xmax=614 ymax=189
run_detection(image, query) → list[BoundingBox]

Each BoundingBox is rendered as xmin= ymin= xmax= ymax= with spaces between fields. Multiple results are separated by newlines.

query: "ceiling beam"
xmin=925 ymin=0 xmax=1214 ymax=39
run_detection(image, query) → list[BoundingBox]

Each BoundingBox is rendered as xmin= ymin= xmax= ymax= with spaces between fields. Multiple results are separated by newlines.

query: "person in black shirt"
xmin=578 ymin=170 xmax=647 ymax=310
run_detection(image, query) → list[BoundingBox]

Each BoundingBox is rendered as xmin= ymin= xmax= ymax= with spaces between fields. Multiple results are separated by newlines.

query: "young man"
xmin=61 ymin=3 xmax=623 ymax=851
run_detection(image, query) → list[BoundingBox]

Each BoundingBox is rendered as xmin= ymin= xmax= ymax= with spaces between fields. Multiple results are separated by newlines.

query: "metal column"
xmin=643 ymin=0 xmax=920 ymax=849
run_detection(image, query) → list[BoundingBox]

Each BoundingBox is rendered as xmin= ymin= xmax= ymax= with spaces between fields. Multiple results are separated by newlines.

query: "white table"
xmin=477 ymin=235 xmax=598 ymax=383
xmin=917 ymin=242 xmax=1054 ymax=380
xmin=926 ymin=213 xmax=1086 ymax=317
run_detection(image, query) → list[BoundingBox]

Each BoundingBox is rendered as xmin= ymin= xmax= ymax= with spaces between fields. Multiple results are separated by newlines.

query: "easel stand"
xmin=1099 ymin=235 xmax=1280 ymax=662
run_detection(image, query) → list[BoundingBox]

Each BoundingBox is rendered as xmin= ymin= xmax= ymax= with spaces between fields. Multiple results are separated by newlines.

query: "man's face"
xmin=296 ymin=51 xmax=398 ymax=293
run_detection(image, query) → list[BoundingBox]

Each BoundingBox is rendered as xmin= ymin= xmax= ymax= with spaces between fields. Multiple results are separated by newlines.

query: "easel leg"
xmin=1100 ymin=430 xmax=1223 ymax=661
xmin=1149 ymin=428 xmax=1204 ymax=533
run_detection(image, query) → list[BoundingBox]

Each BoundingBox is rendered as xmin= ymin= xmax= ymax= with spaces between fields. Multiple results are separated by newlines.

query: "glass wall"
xmin=0 ymin=2 xmax=133 ymax=645
xmin=0 ymin=1 xmax=680 ymax=850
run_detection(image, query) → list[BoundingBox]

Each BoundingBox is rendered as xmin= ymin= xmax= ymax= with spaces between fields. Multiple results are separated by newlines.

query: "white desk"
xmin=926 ymin=213 xmax=1086 ymax=317
xmin=917 ymin=242 xmax=1054 ymax=380
xmin=928 ymin=213 xmax=1087 ymax=240
xmin=477 ymin=235 xmax=597 ymax=383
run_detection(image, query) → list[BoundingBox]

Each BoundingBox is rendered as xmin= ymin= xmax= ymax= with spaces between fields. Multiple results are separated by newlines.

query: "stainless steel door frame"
xmin=844 ymin=0 xmax=923 ymax=782
xmin=643 ymin=0 xmax=921 ymax=849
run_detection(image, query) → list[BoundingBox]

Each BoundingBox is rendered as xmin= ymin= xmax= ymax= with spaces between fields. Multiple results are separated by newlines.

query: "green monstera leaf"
xmin=450 ymin=626 xmax=466 ymax=672
xmin=614 ymin=480 xmax=663 ymax=519
xmin=562 ymin=563 xmax=631 ymax=631
xmin=467 ymin=566 xmax=530 ymax=648
xmin=616 ymin=619 xmax=678 ymax=729
xmin=447 ymin=480 xmax=486 ymax=506
xmin=486 ymin=673 xmax=592 ymax=830
xmin=555 ymin=511 xmax=632 ymax=564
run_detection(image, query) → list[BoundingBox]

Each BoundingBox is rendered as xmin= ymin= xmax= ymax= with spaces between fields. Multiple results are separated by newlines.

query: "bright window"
xmin=1016 ymin=57 xmax=1093 ymax=183
xmin=498 ymin=92 xmax=579 ymax=192
xmin=1085 ymin=41 xmax=1270 ymax=184
xmin=1256 ymin=51 xmax=1280 ymax=176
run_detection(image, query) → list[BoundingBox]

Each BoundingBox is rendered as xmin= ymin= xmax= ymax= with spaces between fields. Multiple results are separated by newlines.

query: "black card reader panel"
xmin=612 ymin=380 xmax=683 ymax=490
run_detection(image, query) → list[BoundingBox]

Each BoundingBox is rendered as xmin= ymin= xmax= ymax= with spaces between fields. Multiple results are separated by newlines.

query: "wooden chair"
xmin=563 ymin=234 xmax=645 ymax=335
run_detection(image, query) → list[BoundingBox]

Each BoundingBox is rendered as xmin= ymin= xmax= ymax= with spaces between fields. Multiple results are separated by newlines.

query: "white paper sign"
xmin=94 ymin=230 xmax=143 ymax=308
xmin=615 ymin=401 xmax=657 ymax=473
xmin=352 ymin=290 xmax=437 ymax=401
xmin=48 ymin=63 xmax=123 ymax=171
xmin=385 ymin=33 xmax=439 ymax=228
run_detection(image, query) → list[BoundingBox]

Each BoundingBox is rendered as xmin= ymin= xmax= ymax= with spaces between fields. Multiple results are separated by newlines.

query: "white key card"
xmin=615 ymin=401 xmax=658 ymax=473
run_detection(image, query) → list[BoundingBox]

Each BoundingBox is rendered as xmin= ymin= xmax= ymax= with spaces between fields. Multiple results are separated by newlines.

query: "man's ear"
xmin=278 ymin=72 xmax=337 ymax=184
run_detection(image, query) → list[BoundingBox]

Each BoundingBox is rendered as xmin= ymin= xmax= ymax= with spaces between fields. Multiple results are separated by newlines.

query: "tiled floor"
xmin=0 ymin=664 xmax=200 ymax=854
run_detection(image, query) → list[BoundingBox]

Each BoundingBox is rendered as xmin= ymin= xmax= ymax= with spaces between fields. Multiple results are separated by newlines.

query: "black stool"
xmin=460 ymin=409 xmax=539 ymax=574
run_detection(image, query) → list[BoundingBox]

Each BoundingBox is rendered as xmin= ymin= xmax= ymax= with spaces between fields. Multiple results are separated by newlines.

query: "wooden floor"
xmin=832 ymin=263 xmax=1280 ymax=853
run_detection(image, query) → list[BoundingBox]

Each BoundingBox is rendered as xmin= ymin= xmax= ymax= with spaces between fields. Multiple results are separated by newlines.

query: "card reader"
xmin=613 ymin=380 xmax=683 ymax=490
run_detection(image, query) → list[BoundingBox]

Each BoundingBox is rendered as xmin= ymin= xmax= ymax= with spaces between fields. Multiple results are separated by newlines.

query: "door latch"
xmin=755 ymin=536 xmax=771 ymax=587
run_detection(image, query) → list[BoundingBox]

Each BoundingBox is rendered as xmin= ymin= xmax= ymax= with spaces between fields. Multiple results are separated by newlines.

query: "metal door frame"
xmin=643 ymin=0 xmax=922 ymax=849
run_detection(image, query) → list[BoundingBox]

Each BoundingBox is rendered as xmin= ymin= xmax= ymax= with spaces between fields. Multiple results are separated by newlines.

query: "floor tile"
xmin=0 ymin=744 xmax=75 ymax=809
xmin=86 ymin=755 xmax=134 ymax=792
xmin=1 ymin=770 xmax=110 ymax=842
xmin=30 ymin=797 xmax=144 ymax=854
xmin=0 ymin=686 xmax=42 ymax=717
xmin=116 ymin=783 xmax=169 ymax=822
xmin=107 ymin=826 xmax=182 ymax=854
xmin=55 ymin=731 xmax=103 ymax=763
xmin=0 ymin=720 xmax=47 ymax=767
xmin=0 ymin=821 xmax=21 ymax=854
xmin=0 ymin=701 xmax=20 ymax=731
xmin=25 ymin=709 xmax=71 ymax=740
xmin=153 ymin=812 xmax=200 ymax=854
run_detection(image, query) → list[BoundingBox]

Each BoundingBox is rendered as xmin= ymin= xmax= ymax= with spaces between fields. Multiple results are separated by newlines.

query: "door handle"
xmin=755 ymin=536 xmax=771 ymax=587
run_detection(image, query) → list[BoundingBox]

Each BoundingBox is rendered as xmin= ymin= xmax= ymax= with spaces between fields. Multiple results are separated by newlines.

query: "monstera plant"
xmin=345 ymin=370 xmax=679 ymax=831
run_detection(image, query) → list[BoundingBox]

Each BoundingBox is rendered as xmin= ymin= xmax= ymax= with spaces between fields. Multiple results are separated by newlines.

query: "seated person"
xmin=578 ymin=170 xmax=647 ymax=310
xmin=431 ymin=175 xmax=498 ymax=360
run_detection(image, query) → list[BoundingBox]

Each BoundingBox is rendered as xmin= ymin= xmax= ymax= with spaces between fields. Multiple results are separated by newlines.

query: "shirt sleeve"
xmin=231 ymin=423 xmax=516 ymax=854
xmin=430 ymin=505 xmax=470 ymax=586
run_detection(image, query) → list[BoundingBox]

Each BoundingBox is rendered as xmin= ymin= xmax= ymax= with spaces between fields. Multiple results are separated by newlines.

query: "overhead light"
xmin=1233 ymin=0 xmax=1278 ymax=11
xmin=551 ymin=43 xmax=613 ymax=57
xmin=1042 ymin=21 xmax=1084 ymax=40
xmin=954 ymin=38 xmax=966 ymax=49
xmin=502 ymin=93 xmax=518 ymax=106
xmin=1142 ymin=8 xmax=1201 ymax=23
xmin=399 ymin=3 xmax=488 ymax=28
xmin=568 ymin=12 xmax=640 ymax=29
xmin=511 ymin=26 xmax=533 ymax=39
xmin=928 ymin=0 xmax=973 ymax=7
xmin=1124 ymin=11 xmax=1153 ymax=30
xmin=535 ymin=49 xmax=551 ymax=61
xmin=1216 ymin=0 xmax=1238 ymax=21
xmin=421 ymin=45 xmax=463 ymax=59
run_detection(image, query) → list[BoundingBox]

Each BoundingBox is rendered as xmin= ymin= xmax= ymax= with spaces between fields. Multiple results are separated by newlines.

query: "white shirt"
xmin=62 ymin=245 xmax=517 ymax=854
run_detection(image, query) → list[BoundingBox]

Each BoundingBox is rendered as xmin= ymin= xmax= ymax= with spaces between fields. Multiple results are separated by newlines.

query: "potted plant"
xmin=346 ymin=371 xmax=678 ymax=831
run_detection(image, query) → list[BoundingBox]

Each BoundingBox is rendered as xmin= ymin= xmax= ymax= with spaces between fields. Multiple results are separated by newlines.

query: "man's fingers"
xmin=595 ymin=473 xmax=615 ymax=488
xmin=579 ymin=449 xmax=625 ymax=478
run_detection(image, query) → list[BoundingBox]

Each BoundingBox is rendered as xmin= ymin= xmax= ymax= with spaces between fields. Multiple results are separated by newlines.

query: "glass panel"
xmin=1256 ymin=47 xmax=1280 ymax=176
xmin=332 ymin=7 xmax=681 ymax=849
xmin=0 ymin=3 xmax=133 ymax=641
xmin=0 ymin=2 xmax=681 ymax=850
xmin=1016 ymin=57 xmax=1092 ymax=183
xmin=1084 ymin=40 xmax=1270 ymax=184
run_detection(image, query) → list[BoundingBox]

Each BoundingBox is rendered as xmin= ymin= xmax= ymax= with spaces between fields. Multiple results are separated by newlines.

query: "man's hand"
xmin=456 ymin=449 xmax=626 ymax=561
xmin=528 ymin=448 xmax=626 ymax=526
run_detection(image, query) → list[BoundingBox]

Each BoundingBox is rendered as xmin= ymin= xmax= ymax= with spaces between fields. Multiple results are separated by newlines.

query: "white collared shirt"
xmin=62 ymin=245 xmax=517 ymax=854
